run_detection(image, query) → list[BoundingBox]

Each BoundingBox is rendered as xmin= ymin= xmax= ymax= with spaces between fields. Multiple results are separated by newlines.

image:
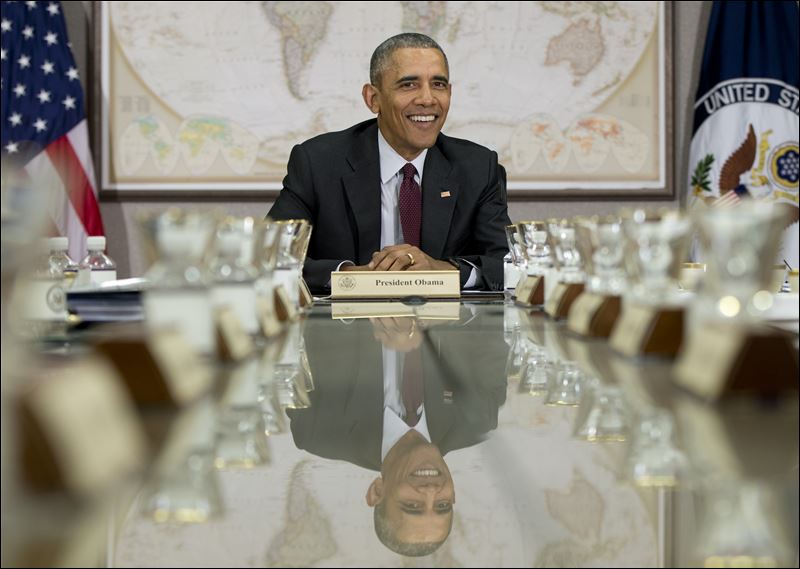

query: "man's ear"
xmin=366 ymin=477 xmax=384 ymax=506
xmin=362 ymin=83 xmax=380 ymax=114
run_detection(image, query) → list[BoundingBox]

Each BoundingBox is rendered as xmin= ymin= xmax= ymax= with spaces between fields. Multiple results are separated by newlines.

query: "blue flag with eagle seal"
xmin=688 ymin=0 xmax=799 ymax=267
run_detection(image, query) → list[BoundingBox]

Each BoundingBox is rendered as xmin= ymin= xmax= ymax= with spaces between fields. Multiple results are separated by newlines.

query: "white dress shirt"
xmin=381 ymin=346 xmax=432 ymax=461
xmin=378 ymin=130 xmax=428 ymax=248
xmin=375 ymin=129 xmax=479 ymax=287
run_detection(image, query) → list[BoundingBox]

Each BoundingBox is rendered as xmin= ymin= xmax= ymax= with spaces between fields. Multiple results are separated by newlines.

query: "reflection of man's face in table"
xmin=290 ymin=307 xmax=508 ymax=554
xmin=366 ymin=430 xmax=455 ymax=553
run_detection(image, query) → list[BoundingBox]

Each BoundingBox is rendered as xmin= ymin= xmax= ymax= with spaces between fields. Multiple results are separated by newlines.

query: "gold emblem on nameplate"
xmin=338 ymin=275 xmax=356 ymax=290
xmin=47 ymin=283 xmax=66 ymax=312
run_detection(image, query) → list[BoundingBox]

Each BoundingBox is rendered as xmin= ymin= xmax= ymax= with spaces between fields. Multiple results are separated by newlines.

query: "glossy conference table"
xmin=113 ymin=300 xmax=799 ymax=568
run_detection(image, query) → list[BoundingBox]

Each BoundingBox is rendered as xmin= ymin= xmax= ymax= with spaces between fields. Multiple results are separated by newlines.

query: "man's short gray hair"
xmin=369 ymin=33 xmax=449 ymax=86
xmin=373 ymin=502 xmax=448 ymax=557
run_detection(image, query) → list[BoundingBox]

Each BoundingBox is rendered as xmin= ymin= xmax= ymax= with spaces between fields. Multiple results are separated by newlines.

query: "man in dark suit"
xmin=287 ymin=309 xmax=508 ymax=556
xmin=268 ymin=33 xmax=511 ymax=291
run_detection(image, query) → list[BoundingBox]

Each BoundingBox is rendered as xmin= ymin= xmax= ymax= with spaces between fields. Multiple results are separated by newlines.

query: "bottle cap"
xmin=48 ymin=236 xmax=69 ymax=251
xmin=86 ymin=236 xmax=107 ymax=250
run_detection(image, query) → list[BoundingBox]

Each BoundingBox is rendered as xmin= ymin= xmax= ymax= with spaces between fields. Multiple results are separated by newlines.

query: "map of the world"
xmin=103 ymin=1 xmax=664 ymax=191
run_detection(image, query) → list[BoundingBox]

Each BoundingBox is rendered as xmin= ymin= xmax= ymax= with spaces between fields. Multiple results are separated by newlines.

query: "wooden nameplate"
xmin=256 ymin=296 xmax=283 ymax=338
xmin=515 ymin=275 xmax=545 ymax=306
xmin=609 ymin=303 xmax=684 ymax=358
xmin=298 ymin=277 xmax=314 ymax=308
xmin=544 ymin=282 xmax=585 ymax=319
xmin=566 ymin=292 xmax=621 ymax=337
xmin=18 ymin=356 xmax=148 ymax=495
xmin=274 ymin=284 xmax=298 ymax=322
xmin=330 ymin=270 xmax=460 ymax=299
xmin=674 ymin=323 xmax=799 ymax=401
xmin=215 ymin=306 xmax=255 ymax=362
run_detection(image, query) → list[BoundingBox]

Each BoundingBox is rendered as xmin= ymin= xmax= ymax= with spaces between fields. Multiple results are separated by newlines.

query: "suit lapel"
xmin=423 ymin=354 xmax=456 ymax=445
xmin=421 ymin=143 xmax=457 ymax=259
xmin=350 ymin=330 xmax=384 ymax=470
xmin=343 ymin=122 xmax=381 ymax=265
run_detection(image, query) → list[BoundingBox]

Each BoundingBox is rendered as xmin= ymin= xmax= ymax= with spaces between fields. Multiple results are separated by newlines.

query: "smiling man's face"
xmin=363 ymin=47 xmax=451 ymax=161
xmin=366 ymin=431 xmax=455 ymax=548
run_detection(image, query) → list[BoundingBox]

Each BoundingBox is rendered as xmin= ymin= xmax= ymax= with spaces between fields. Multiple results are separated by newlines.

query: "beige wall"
xmin=66 ymin=1 xmax=711 ymax=278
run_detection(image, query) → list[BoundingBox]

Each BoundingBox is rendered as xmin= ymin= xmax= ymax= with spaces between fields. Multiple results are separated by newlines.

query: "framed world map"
xmin=95 ymin=1 xmax=672 ymax=197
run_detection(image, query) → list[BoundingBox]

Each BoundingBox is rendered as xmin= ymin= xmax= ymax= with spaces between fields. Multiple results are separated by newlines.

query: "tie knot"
xmin=402 ymin=163 xmax=417 ymax=180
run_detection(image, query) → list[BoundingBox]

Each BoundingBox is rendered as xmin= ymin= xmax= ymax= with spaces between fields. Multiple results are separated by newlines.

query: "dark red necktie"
xmin=401 ymin=348 xmax=424 ymax=426
xmin=399 ymin=163 xmax=422 ymax=247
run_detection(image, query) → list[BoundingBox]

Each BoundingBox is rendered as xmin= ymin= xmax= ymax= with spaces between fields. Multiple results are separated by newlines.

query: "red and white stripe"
xmin=712 ymin=190 xmax=741 ymax=208
xmin=24 ymin=120 xmax=104 ymax=262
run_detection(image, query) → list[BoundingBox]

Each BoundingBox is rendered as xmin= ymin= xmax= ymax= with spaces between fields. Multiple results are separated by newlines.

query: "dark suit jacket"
xmin=268 ymin=119 xmax=511 ymax=290
xmin=287 ymin=309 xmax=508 ymax=471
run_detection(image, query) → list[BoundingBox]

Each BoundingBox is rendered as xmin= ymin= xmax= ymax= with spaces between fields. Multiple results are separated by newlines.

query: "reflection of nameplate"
xmin=543 ymin=319 xmax=576 ymax=363
xmin=565 ymin=335 xmax=604 ymax=380
xmin=544 ymin=282 xmax=585 ymax=319
xmin=256 ymin=296 xmax=282 ymax=338
xmin=10 ymin=502 xmax=109 ymax=567
xmin=96 ymin=326 xmax=213 ymax=405
xmin=215 ymin=306 xmax=255 ymax=362
xmin=330 ymin=270 xmax=460 ymax=299
xmin=298 ymin=277 xmax=314 ymax=308
xmin=331 ymin=301 xmax=461 ymax=320
xmin=274 ymin=284 xmax=298 ymax=322
xmin=674 ymin=324 xmax=799 ymax=401
xmin=220 ymin=358 xmax=261 ymax=407
xmin=515 ymin=275 xmax=544 ymax=306
xmin=609 ymin=303 xmax=684 ymax=358
xmin=20 ymin=357 xmax=147 ymax=494
xmin=521 ymin=310 xmax=548 ymax=346
xmin=608 ymin=354 xmax=665 ymax=406
xmin=674 ymin=398 xmax=741 ymax=475
xmin=150 ymin=400 xmax=216 ymax=476
xmin=567 ymin=292 xmax=621 ymax=337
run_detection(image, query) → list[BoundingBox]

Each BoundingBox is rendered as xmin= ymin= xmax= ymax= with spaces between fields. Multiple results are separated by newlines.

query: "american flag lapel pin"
xmin=440 ymin=191 xmax=451 ymax=198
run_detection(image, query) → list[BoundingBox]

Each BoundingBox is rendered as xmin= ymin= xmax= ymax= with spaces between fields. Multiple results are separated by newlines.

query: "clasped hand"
xmin=369 ymin=316 xmax=422 ymax=351
xmin=342 ymin=244 xmax=456 ymax=272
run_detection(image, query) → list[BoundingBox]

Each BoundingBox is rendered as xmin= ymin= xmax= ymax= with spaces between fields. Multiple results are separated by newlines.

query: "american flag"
xmin=1 ymin=0 xmax=103 ymax=262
